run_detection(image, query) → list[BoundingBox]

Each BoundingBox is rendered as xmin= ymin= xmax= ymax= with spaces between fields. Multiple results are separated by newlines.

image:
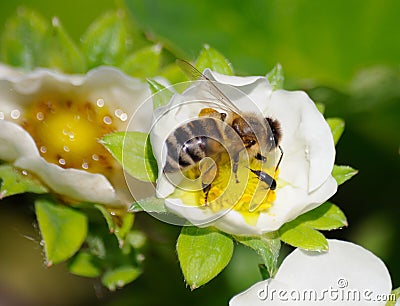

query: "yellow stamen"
xmin=171 ymin=156 xmax=278 ymax=225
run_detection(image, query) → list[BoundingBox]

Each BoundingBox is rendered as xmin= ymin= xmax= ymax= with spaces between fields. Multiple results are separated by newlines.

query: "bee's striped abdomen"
xmin=163 ymin=117 xmax=224 ymax=173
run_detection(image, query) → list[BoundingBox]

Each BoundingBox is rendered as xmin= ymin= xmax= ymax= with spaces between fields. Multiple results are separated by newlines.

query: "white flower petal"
xmin=230 ymin=240 xmax=393 ymax=306
xmin=266 ymin=90 xmax=335 ymax=192
xmin=0 ymin=120 xmax=39 ymax=161
xmin=15 ymin=156 xmax=120 ymax=206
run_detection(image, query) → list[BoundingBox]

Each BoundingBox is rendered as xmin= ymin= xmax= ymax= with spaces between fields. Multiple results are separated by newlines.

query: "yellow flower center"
xmin=19 ymin=97 xmax=127 ymax=175
xmin=171 ymin=156 xmax=278 ymax=226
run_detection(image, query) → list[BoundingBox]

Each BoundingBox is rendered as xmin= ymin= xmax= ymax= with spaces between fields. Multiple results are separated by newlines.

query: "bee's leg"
xmin=202 ymin=183 xmax=211 ymax=206
xmin=199 ymin=157 xmax=217 ymax=206
xmin=255 ymin=153 xmax=267 ymax=162
xmin=232 ymin=153 xmax=240 ymax=183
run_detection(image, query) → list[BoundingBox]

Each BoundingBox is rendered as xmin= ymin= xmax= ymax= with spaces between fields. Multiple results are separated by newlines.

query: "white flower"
xmin=0 ymin=65 xmax=151 ymax=207
xmin=150 ymin=69 xmax=337 ymax=235
xmin=229 ymin=239 xmax=395 ymax=306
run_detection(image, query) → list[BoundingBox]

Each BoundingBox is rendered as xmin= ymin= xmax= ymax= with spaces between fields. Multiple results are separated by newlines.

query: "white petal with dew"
xmin=230 ymin=240 xmax=392 ymax=306
xmin=15 ymin=157 xmax=121 ymax=206
xmin=0 ymin=120 xmax=40 ymax=161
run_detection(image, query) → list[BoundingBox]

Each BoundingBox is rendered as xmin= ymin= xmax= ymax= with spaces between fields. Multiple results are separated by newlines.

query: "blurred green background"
xmin=0 ymin=0 xmax=399 ymax=305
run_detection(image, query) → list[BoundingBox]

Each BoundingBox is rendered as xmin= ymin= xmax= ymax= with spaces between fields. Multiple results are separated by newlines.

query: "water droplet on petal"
xmin=11 ymin=109 xmax=21 ymax=120
xmin=103 ymin=116 xmax=112 ymax=125
xmin=96 ymin=98 xmax=105 ymax=107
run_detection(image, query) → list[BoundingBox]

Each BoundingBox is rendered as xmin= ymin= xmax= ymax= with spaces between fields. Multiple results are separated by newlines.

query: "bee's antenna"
xmin=275 ymin=145 xmax=284 ymax=173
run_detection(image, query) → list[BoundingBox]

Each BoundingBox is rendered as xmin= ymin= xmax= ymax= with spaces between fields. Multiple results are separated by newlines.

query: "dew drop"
xmin=82 ymin=161 xmax=89 ymax=170
xmin=40 ymin=146 xmax=47 ymax=154
xmin=11 ymin=109 xmax=21 ymax=120
xmin=115 ymin=109 xmax=123 ymax=117
xmin=36 ymin=112 xmax=44 ymax=120
xmin=103 ymin=116 xmax=112 ymax=125
xmin=59 ymin=158 xmax=66 ymax=166
xmin=92 ymin=154 xmax=99 ymax=161
xmin=22 ymin=170 xmax=28 ymax=176
xmin=120 ymin=113 xmax=128 ymax=121
xmin=63 ymin=146 xmax=70 ymax=152
xmin=96 ymin=98 xmax=105 ymax=107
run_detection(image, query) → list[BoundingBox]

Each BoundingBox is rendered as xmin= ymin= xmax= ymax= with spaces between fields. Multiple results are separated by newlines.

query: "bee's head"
xmin=231 ymin=115 xmax=266 ymax=153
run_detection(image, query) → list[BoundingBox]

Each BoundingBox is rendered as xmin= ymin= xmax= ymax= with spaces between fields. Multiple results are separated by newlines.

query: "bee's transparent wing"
xmin=176 ymin=59 xmax=240 ymax=113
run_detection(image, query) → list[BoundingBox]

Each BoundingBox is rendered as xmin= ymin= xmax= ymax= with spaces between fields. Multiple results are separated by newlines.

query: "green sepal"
xmin=258 ymin=264 xmax=270 ymax=280
xmin=0 ymin=164 xmax=48 ymax=198
xmin=147 ymin=78 xmax=174 ymax=110
xmin=160 ymin=63 xmax=188 ymax=84
xmin=326 ymin=117 xmax=345 ymax=145
xmin=35 ymin=197 xmax=88 ymax=265
xmin=101 ymin=132 xmax=158 ymax=182
xmin=332 ymin=165 xmax=358 ymax=185
xmin=385 ymin=287 xmax=400 ymax=306
xmin=95 ymin=204 xmax=134 ymax=246
xmin=129 ymin=197 xmax=168 ymax=214
xmin=177 ymin=226 xmax=234 ymax=289
xmin=122 ymin=44 xmax=162 ymax=78
xmin=68 ymin=251 xmax=102 ymax=278
xmin=195 ymin=44 xmax=234 ymax=75
xmin=1 ymin=8 xmax=49 ymax=69
xmin=43 ymin=18 xmax=86 ymax=73
xmin=101 ymin=266 xmax=142 ymax=291
xmin=278 ymin=202 xmax=347 ymax=251
xmin=234 ymin=235 xmax=280 ymax=278
xmin=266 ymin=63 xmax=284 ymax=90
xmin=81 ymin=10 xmax=131 ymax=69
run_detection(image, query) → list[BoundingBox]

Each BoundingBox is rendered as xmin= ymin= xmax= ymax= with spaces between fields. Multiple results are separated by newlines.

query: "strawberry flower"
xmin=150 ymin=69 xmax=337 ymax=235
xmin=0 ymin=65 xmax=151 ymax=207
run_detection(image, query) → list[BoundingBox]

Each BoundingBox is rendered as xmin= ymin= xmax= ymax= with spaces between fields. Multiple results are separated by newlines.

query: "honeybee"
xmin=163 ymin=60 xmax=283 ymax=204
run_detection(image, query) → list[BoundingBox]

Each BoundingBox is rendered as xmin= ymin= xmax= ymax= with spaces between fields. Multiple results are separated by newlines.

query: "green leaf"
xmin=147 ymin=78 xmax=174 ymax=110
xmin=326 ymin=118 xmax=345 ymax=145
xmin=195 ymin=45 xmax=234 ymax=75
xmin=266 ymin=63 xmax=284 ymax=90
xmin=235 ymin=235 xmax=280 ymax=278
xmin=35 ymin=198 xmax=88 ymax=265
xmin=121 ymin=44 xmax=162 ymax=78
xmin=279 ymin=223 xmax=328 ymax=251
xmin=129 ymin=197 xmax=168 ymax=213
xmin=385 ymin=287 xmax=400 ymax=306
xmin=177 ymin=226 xmax=234 ymax=289
xmin=0 ymin=165 xmax=48 ymax=198
xmin=316 ymin=103 xmax=325 ymax=114
xmin=44 ymin=18 xmax=86 ymax=73
xmin=332 ymin=165 xmax=358 ymax=185
xmin=101 ymin=266 xmax=141 ymax=291
xmin=101 ymin=132 xmax=158 ymax=182
xmin=295 ymin=202 xmax=348 ymax=231
xmin=1 ymin=8 xmax=49 ymax=69
xmin=81 ymin=10 xmax=130 ymax=69
xmin=68 ymin=251 xmax=102 ymax=278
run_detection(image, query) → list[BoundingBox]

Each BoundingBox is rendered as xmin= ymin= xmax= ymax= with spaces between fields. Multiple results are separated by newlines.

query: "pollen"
xmin=19 ymin=97 xmax=125 ymax=175
xmin=175 ymin=157 xmax=278 ymax=226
